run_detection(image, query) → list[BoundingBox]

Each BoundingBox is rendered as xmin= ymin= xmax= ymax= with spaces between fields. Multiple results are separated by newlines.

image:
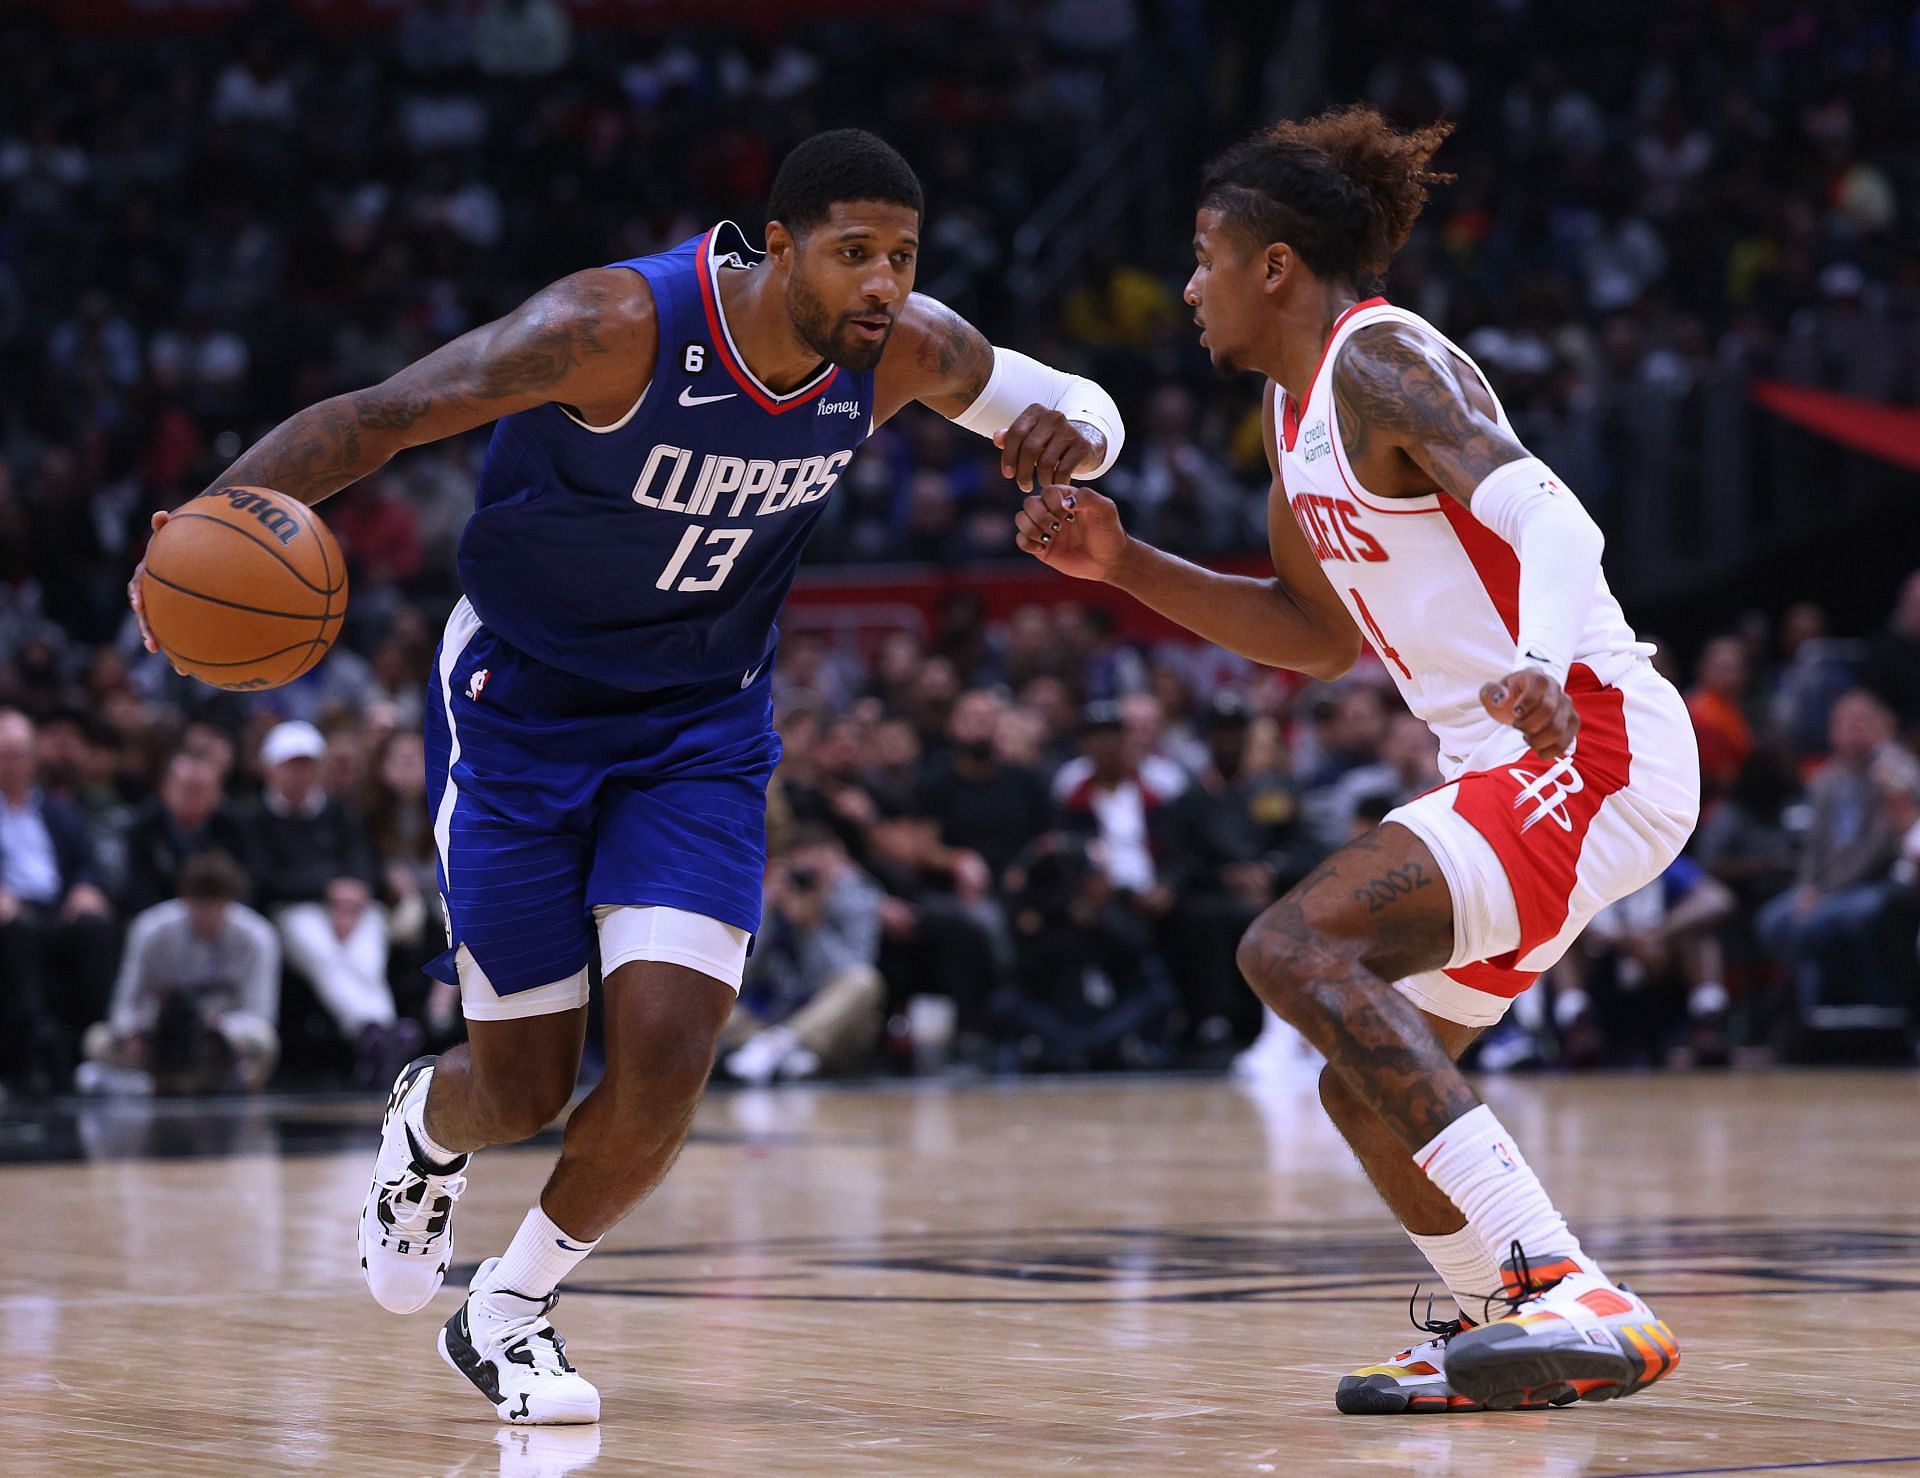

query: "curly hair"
xmin=1200 ymin=105 xmax=1455 ymax=288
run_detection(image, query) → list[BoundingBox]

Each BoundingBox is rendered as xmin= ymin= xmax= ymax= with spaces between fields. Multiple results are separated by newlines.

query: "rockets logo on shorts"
xmin=1508 ymin=752 xmax=1584 ymax=833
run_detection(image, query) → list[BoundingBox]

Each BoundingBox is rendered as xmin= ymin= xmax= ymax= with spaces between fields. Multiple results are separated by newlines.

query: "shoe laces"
xmin=1405 ymin=1285 xmax=1467 ymax=1346
xmin=1480 ymin=1239 xmax=1549 ymax=1326
xmin=382 ymin=1151 xmax=467 ymax=1242
xmin=477 ymin=1287 xmax=575 ymax=1374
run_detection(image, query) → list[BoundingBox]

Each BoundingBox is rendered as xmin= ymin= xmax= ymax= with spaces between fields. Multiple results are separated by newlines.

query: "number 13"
xmin=657 ymin=525 xmax=753 ymax=592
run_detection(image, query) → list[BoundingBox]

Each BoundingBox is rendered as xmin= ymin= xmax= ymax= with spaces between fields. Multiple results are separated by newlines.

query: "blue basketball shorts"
xmin=422 ymin=598 xmax=779 ymax=1011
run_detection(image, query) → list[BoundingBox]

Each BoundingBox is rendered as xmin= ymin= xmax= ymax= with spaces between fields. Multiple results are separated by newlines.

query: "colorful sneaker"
xmin=359 ymin=1055 xmax=469 ymax=1314
xmin=439 ymin=1257 xmax=600 ymax=1425
xmin=1337 ymin=1294 xmax=1571 ymax=1414
xmin=1444 ymin=1244 xmax=1681 ymax=1408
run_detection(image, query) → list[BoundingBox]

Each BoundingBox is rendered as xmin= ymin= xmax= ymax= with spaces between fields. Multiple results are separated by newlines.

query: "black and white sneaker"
xmin=358 ymin=1055 xmax=469 ymax=1314
xmin=439 ymin=1257 xmax=601 ymax=1425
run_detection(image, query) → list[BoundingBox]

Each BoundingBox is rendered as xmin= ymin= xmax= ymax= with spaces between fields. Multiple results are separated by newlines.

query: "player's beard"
xmin=788 ymin=272 xmax=890 ymax=372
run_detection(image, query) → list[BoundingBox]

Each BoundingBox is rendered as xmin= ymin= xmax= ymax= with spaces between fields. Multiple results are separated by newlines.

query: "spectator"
xmin=1687 ymin=635 xmax=1756 ymax=795
xmin=993 ymin=833 xmax=1179 ymax=1071
xmin=244 ymin=720 xmax=414 ymax=1084
xmin=1152 ymin=694 xmax=1310 ymax=1051
xmin=1309 ymin=712 xmax=1440 ymax=850
xmin=910 ymin=689 xmax=1053 ymax=884
xmin=1861 ymin=570 xmax=1920 ymax=742
xmin=1755 ymin=691 xmax=1903 ymax=1030
xmin=79 ymin=851 xmax=279 ymax=1095
xmin=0 ymin=708 xmax=118 ymax=1094
xmin=1054 ymin=700 xmax=1179 ymax=900
xmin=119 ymin=749 xmax=249 ymax=917
xmin=1553 ymin=857 xmax=1739 ymax=1068
xmin=724 ymin=827 xmax=885 ymax=1084
xmin=363 ymin=728 xmax=455 ymax=1038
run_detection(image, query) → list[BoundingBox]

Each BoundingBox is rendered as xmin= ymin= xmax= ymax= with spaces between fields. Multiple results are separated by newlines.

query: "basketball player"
xmin=128 ymin=131 xmax=1124 ymax=1424
xmin=1015 ymin=106 xmax=1699 ymax=1413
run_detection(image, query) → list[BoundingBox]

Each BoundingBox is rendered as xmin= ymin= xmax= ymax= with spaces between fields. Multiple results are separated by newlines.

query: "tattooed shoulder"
xmin=1330 ymin=322 xmax=1526 ymax=502
xmin=902 ymin=294 xmax=993 ymax=406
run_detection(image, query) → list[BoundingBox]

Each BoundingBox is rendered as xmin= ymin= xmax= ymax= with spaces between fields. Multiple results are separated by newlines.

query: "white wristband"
xmin=950 ymin=346 xmax=1124 ymax=479
xmin=1468 ymin=456 xmax=1604 ymax=687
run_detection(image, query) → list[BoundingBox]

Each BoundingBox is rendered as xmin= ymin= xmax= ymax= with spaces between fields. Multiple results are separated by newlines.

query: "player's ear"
xmin=764 ymin=220 xmax=796 ymax=269
xmin=1262 ymin=242 xmax=1293 ymax=294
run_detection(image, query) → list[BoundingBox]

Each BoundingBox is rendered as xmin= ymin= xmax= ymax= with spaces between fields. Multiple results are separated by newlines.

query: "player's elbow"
xmin=1298 ymin=622 xmax=1364 ymax=682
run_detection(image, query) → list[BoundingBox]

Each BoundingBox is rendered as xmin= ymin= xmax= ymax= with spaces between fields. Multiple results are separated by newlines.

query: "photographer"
xmin=79 ymin=851 xmax=279 ymax=1094
xmin=723 ymin=826 xmax=885 ymax=1085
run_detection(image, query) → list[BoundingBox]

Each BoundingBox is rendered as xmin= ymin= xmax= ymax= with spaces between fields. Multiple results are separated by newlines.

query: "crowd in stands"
xmin=2 ymin=3 xmax=1918 ymax=1096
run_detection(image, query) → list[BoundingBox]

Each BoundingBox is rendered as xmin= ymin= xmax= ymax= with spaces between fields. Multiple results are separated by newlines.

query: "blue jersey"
xmin=457 ymin=222 xmax=876 ymax=691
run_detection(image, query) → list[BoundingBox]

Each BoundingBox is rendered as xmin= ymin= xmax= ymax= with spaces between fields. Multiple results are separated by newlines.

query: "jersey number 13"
xmin=656 ymin=524 xmax=754 ymax=592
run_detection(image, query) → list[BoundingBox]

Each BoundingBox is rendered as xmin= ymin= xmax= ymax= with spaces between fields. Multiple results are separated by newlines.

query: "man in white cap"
xmin=246 ymin=719 xmax=418 ymax=1084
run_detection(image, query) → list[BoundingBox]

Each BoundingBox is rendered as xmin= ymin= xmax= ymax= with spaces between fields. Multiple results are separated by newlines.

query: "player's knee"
xmin=608 ymin=1013 xmax=721 ymax=1116
xmin=478 ymin=1067 xmax=575 ymax=1144
xmin=1236 ymin=912 xmax=1317 ymax=1013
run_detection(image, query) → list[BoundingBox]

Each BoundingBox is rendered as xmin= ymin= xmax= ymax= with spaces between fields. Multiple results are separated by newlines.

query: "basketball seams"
xmin=141 ymin=567 xmax=334 ymax=623
xmin=168 ymin=509 xmax=347 ymax=597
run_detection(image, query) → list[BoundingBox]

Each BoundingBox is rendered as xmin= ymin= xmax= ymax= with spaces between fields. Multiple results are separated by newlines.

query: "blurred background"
xmin=1 ymin=0 xmax=1917 ymax=1102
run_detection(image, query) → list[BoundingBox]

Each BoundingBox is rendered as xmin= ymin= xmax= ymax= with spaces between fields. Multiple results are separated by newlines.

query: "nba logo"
xmin=1494 ymin=1142 xmax=1518 ymax=1173
xmin=466 ymin=668 xmax=490 ymax=702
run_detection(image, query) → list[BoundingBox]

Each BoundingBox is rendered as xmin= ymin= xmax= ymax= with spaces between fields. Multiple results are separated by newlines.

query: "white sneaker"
xmin=439 ymin=1257 xmax=601 ymax=1425
xmin=359 ymin=1055 xmax=469 ymax=1314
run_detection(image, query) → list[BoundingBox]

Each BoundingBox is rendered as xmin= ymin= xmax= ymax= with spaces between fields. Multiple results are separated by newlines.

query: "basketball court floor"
xmin=3 ymin=1068 xmax=1916 ymax=1476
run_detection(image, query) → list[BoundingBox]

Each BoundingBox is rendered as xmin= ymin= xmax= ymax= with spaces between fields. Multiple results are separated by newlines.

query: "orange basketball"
xmin=139 ymin=486 xmax=348 ymax=691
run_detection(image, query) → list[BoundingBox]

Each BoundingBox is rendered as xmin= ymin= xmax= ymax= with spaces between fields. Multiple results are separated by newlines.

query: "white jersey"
xmin=1276 ymin=299 xmax=1653 ymax=778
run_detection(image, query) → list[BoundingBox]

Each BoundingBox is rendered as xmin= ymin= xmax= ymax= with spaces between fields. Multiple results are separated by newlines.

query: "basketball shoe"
xmin=1336 ymin=1296 xmax=1571 ymax=1414
xmin=359 ymin=1055 xmax=469 ymax=1314
xmin=1443 ymin=1244 xmax=1681 ymax=1408
xmin=439 ymin=1257 xmax=601 ymax=1425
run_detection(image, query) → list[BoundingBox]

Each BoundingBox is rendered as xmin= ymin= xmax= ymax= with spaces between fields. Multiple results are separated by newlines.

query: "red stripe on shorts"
xmin=1447 ymin=665 xmax=1632 ymax=965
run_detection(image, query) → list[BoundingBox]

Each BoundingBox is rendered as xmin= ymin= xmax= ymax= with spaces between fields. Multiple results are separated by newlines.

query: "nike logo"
xmin=679 ymin=386 xmax=737 ymax=407
xmin=740 ymin=663 xmax=763 ymax=688
xmin=554 ymin=1237 xmax=594 ymax=1252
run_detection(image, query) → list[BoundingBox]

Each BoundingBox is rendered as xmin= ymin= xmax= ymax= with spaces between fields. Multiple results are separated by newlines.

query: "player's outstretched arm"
xmin=202 ymin=268 xmax=657 ymax=509
xmin=1332 ymin=321 xmax=1603 ymax=756
xmin=128 ymin=268 xmax=656 ymax=654
xmin=874 ymin=295 xmax=1124 ymax=490
xmin=1013 ymin=382 xmax=1361 ymax=682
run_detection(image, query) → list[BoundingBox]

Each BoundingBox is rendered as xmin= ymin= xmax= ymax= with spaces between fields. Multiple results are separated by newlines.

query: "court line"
xmin=1607 ymin=1457 xmax=1920 ymax=1478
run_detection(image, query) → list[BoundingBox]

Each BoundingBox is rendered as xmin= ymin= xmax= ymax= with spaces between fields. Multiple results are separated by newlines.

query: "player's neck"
xmin=717 ymin=268 xmax=830 ymax=394
xmin=1270 ymin=285 xmax=1362 ymax=404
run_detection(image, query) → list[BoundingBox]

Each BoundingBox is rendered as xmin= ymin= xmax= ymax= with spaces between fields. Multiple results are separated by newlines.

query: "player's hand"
xmin=1014 ymin=483 xmax=1130 ymax=583
xmin=1480 ymin=668 xmax=1579 ymax=759
xmin=995 ymin=407 xmax=1104 ymax=492
xmin=129 ymin=510 xmax=183 ymax=670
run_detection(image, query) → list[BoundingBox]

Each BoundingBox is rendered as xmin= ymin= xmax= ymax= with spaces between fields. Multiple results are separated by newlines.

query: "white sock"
xmin=402 ymin=1079 xmax=465 ymax=1169
xmin=484 ymin=1205 xmax=600 ymax=1301
xmin=1415 ymin=1104 xmax=1595 ymax=1283
xmin=1407 ymin=1227 xmax=1503 ymax=1323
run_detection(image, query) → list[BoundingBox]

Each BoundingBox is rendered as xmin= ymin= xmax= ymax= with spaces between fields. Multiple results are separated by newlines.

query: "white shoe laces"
xmin=383 ymin=1163 xmax=467 ymax=1241
xmin=475 ymin=1289 xmax=571 ymax=1374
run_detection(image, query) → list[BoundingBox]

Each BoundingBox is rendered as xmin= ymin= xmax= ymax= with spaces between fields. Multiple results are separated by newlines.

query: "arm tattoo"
xmin=911 ymin=300 xmax=994 ymax=408
xmin=202 ymin=273 xmax=624 ymax=507
xmin=1331 ymin=324 xmax=1528 ymax=506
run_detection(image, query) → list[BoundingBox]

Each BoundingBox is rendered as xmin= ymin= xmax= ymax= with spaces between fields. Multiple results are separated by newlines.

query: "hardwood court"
xmin=3 ymin=1069 xmax=1918 ymax=1476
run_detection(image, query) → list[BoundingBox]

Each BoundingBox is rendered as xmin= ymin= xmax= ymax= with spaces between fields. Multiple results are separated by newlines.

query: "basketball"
xmin=138 ymin=485 xmax=348 ymax=691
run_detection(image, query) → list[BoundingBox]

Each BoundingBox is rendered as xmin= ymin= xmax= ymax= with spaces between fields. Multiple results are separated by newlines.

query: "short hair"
xmin=1201 ymin=104 xmax=1454 ymax=288
xmin=767 ymin=129 xmax=924 ymax=236
xmin=178 ymin=850 xmax=248 ymax=903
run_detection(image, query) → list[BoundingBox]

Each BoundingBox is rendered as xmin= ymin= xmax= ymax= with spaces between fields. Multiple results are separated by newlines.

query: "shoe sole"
xmin=358 ymin=1055 xmax=447 ymax=1314
xmin=439 ymin=1309 xmax=599 ymax=1425
xmin=1445 ymin=1327 xmax=1645 ymax=1408
xmin=1335 ymin=1374 xmax=1568 ymax=1416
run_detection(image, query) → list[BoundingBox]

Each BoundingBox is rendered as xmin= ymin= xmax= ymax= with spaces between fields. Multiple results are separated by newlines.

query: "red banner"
xmin=1750 ymin=379 xmax=1920 ymax=475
